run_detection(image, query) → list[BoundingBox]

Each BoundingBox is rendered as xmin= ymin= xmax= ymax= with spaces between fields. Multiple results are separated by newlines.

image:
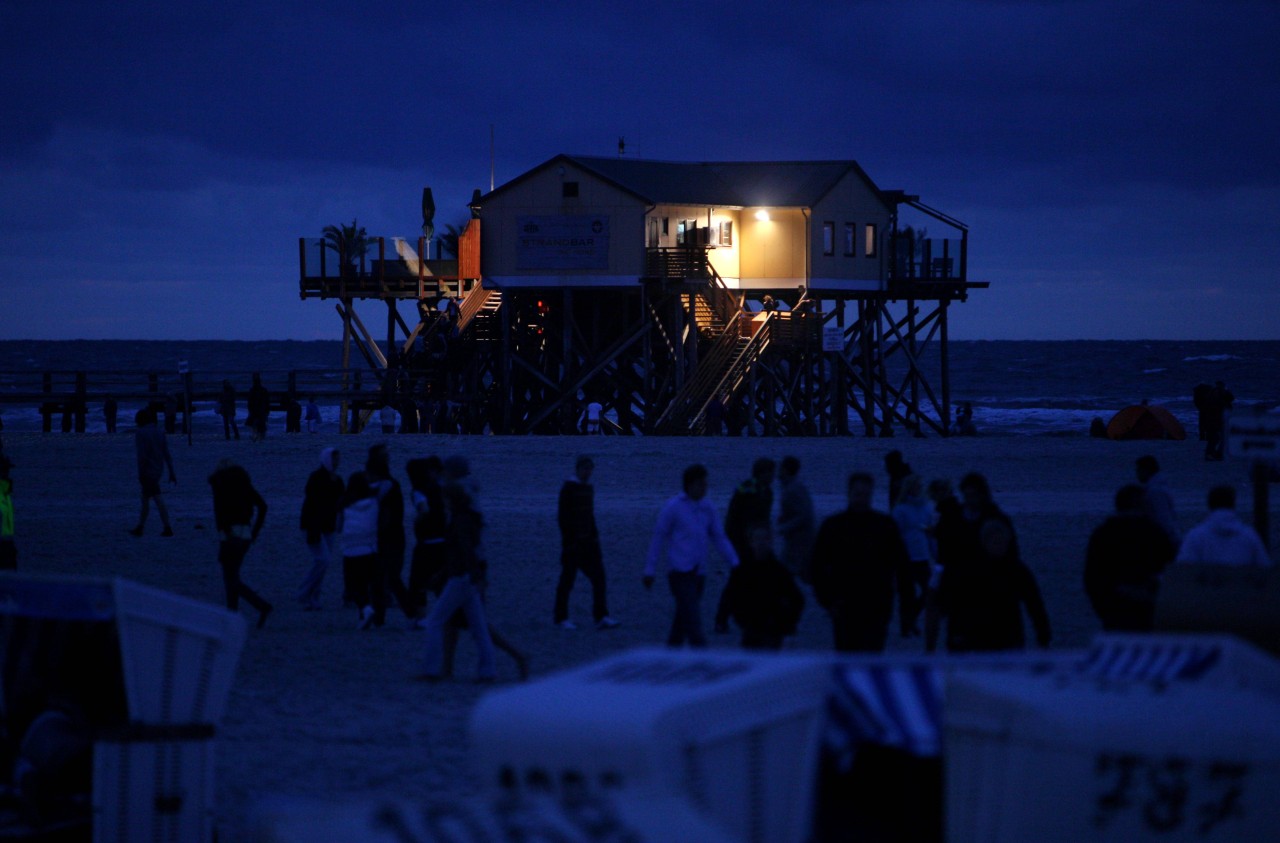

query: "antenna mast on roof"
xmin=489 ymin=124 xmax=495 ymax=192
xmin=618 ymin=136 xmax=625 ymax=158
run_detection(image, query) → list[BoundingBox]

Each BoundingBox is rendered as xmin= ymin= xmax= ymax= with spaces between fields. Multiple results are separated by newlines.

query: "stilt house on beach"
xmin=297 ymin=154 xmax=985 ymax=435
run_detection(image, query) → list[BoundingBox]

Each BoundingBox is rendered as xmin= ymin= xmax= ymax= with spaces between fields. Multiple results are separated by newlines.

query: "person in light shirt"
xmin=1176 ymin=485 xmax=1272 ymax=567
xmin=643 ymin=464 xmax=739 ymax=647
xmin=585 ymin=400 xmax=603 ymax=435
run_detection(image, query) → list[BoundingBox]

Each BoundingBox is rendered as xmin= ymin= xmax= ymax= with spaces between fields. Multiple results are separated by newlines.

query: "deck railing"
xmin=299 ymin=220 xmax=481 ymax=299
xmin=644 ymin=247 xmax=712 ymax=280
xmin=889 ymin=236 xmax=967 ymax=283
xmin=767 ymin=308 xmax=820 ymax=348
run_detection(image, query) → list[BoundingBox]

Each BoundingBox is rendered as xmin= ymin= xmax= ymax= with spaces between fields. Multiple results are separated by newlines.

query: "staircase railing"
xmin=652 ymin=326 xmax=743 ymax=434
xmin=652 ymin=263 xmax=757 ymax=433
xmin=697 ymin=313 xmax=774 ymax=428
xmin=457 ymin=284 xmax=497 ymax=331
xmin=654 ymin=309 xmax=776 ymax=435
xmin=702 ymin=263 xmax=742 ymax=328
xmin=646 ymin=301 xmax=678 ymax=361
xmin=645 ymin=247 xmax=710 ymax=279
xmin=684 ymin=313 xmax=775 ymax=434
xmin=409 ymin=283 xmax=501 ymax=362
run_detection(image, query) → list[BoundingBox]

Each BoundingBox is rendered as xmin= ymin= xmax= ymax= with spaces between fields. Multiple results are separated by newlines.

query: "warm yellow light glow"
xmin=754 ymin=209 xmax=770 ymax=222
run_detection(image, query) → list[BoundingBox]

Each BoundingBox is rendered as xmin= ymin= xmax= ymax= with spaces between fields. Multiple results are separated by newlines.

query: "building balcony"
xmin=298 ymin=221 xmax=481 ymax=300
xmin=644 ymin=247 xmax=713 ymax=281
xmin=887 ymin=236 xmax=969 ymax=292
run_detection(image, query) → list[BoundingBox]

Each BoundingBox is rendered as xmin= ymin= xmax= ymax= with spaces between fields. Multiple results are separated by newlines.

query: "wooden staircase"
xmin=653 ymin=313 xmax=774 ymax=435
xmin=463 ymin=287 xmax=503 ymax=341
xmin=413 ymin=283 xmax=502 ymax=352
xmin=653 ymin=266 xmax=773 ymax=435
xmin=690 ymin=292 xmax=728 ymax=336
xmin=459 ymin=285 xmax=502 ymax=332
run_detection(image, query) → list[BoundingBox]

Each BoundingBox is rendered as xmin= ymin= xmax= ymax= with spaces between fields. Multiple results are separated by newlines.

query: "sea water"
xmin=0 ymin=340 xmax=1276 ymax=436
xmin=946 ymin=340 xmax=1280 ymax=436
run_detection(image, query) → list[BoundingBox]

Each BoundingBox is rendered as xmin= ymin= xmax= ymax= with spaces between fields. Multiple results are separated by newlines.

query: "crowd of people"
xmin=640 ymin=452 xmax=1054 ymax=654
xmin=641 ymin=448 xmax=1274 ymax=657
xmin=104 ymin=408 xmax=1276 ymax=684
xmin=197 ymin=441 xmax=533 ymax=681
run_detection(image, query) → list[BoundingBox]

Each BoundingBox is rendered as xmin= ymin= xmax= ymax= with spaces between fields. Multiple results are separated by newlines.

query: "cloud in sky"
xmin=1 ymin=0 xmax=1277 ymax=340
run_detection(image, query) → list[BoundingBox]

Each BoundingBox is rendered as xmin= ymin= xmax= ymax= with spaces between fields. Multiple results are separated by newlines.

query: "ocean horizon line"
xmin=2 ymin=337 xmax=1279 ymax=345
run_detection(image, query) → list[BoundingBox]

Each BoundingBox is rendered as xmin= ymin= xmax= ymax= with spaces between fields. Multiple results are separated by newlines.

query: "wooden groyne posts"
xmin=0 ymin=369 xmax=389 ymax=433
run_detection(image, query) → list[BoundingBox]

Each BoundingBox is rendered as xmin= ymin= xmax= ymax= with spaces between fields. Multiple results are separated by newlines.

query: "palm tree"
xmin=322 ymin=218 xmax=369 ymax=275
xmin=438 ymin=221 xmax=468 ymax=259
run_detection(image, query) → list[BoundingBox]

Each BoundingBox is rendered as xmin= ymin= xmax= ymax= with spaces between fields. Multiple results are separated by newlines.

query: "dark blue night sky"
xmin=2 ymin=1 xmax=1277 ymax=340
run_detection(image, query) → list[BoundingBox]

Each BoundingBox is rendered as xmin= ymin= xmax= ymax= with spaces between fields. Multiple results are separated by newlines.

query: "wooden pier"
xmin=0 ymin=368 xmax=408 ymax=434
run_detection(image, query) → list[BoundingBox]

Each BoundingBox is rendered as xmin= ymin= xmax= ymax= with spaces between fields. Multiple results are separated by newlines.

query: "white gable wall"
xmin=479 ymin=161 xmax=895 ymax=292
xmin=808 ymin=170 xmax=892 ymax=292
xmin=480 ymin=161 xmax=647 ymax=287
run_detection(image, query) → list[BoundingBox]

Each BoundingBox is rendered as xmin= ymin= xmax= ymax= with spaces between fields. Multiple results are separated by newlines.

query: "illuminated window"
xmin=719 ymin=221 xmax=733 ymax=246
xmin=676 ymin=220 xmax=687 ymax=246
xmin=844 ymin=223 xmax=855 ymax=257
xmin=864 ymin=223 xmax=878 ymax=258
xmin=822 ymin=222 xmax=835 ymax=256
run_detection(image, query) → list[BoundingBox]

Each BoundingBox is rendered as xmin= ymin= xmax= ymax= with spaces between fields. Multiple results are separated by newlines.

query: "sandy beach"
xmin=0 ymin=429 xmax=1270 ymax=837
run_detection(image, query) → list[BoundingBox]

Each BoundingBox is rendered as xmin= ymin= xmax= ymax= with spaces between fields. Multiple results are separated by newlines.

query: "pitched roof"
xmin=480 ymin=154 xmax=887 ymax=209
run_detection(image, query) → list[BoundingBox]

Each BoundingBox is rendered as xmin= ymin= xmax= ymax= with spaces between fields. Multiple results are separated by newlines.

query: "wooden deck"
xmin=299 ymin=223 xmax=481 ymax=300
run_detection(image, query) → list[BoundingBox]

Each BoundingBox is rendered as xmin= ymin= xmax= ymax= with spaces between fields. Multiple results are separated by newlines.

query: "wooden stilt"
xmin=908 ymin=298 xmax=919 ymax=435
xmin=563 ymin=288 xmax=574 ymax=433
xmin=293 ymin=229 xmax=977 ymax=439
xmin=340 ymin=297 xmax=352 ymax=434
xmin=941 ymin=299 xmax=952 ymax=436
xmin=501 ymin=296 xmax=512 ymax=434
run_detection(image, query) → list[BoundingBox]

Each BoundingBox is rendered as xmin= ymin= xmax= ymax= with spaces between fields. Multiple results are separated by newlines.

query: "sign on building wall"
xmin=516 ymin=216 xmax=610 ymax=270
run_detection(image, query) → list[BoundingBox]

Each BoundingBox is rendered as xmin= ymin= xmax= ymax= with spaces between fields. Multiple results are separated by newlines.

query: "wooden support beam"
xmin=832 ymin=308 xmax=848 ymax=435
xmin=399 ymin=320 xmax=425 ymax=358
xmin=875 ymin=303 xmax=890 ymax=436
xmin=521 ymin=321 xmax=651 ymax=433
xmin=343 ymin=303 xmax=388 ymax=369
xmin=510 ymin=353 xmax=561 ymax=391
xmin=386 ymin=299 xmax=396 ymax=360
xmin=941 ymin=300 xmax=952 ymax=435
xmin=836 ymin=351 xmax=947 ymax=437
xmin=882 ymin=307 xmax=947 ymax=425
xmin=340 ymin=297 xmax=352 ymax=434
xmin=334 ymin=303 xmax=385 ymax=372
xmin=388 ymin=299 xmax=413 ymax=346
xmin=501 ymin=294 xmax=512 ymax=434
xmin=908 ymin=297 xmax=919 ymax=434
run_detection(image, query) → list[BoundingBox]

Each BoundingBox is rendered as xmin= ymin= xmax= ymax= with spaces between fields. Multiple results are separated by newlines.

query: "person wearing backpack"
xmin=722 ymin=522 xmax=804 ymax=650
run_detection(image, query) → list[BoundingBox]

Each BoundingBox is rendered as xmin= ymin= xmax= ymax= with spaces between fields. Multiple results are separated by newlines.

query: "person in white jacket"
xmin=339 ymin=471 xmax=383 ymax=628
xmin=643 ymin=464 xmax=739 ymax=648
xmin=1176 ymin=485 xmax=1273 ymax=567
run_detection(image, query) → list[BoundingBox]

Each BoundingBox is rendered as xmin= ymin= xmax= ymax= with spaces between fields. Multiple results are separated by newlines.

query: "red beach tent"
xmin=1105 ymin=404 xmax=1187 ymax=440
